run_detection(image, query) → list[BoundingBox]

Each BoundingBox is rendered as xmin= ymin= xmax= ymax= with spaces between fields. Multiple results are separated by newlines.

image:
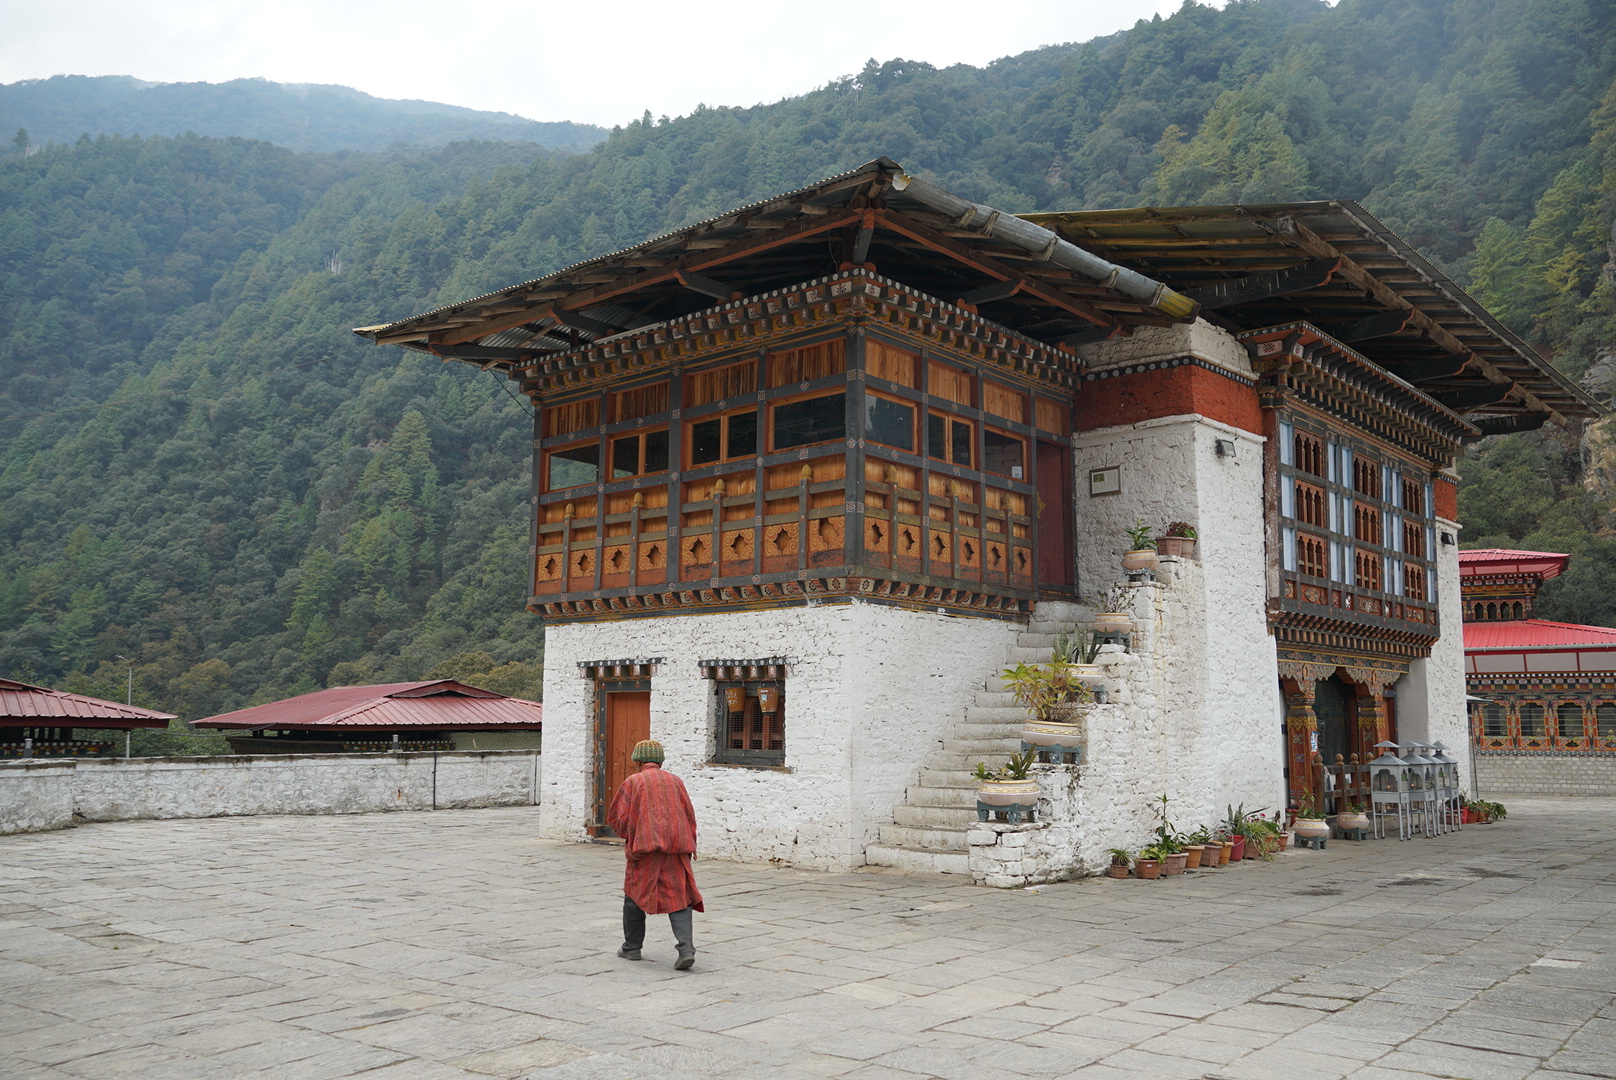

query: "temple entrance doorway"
xmin=597 ymin=687 xmax=650 ymax=830
xmin=1313 ymin=674 xmax=1354 ymax=769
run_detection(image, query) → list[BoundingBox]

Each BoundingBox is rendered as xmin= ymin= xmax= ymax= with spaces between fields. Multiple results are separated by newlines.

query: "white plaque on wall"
xmin=1089 ymin=466 xmax=1121 ymax=496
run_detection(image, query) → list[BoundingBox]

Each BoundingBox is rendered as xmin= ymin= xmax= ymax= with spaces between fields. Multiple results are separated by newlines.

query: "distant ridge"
xmin=0 ymin=75 xmax=608 ymax=153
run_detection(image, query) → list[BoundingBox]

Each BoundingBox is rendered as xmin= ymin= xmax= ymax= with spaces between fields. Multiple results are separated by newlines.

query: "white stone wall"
xmin=538 ymin=603 xmax=1018 ymax=870
xmin=0 ymin=750 xmax=540 ymax=834
xmin=1396 ymin=514 xmax=1470 ymax=787
xmin=0 ymin=761 xmax=75 ymax=834
xmin=1474 ymin=753 xmax=1616 ymax=796
xmin=1074 ymin=320 xmax=1255 ymax=380
xmin=450 ymin=731 xmax=542 ymax=752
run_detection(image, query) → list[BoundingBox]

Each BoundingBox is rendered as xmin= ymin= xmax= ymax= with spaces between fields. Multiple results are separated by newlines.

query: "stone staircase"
xmin=864 ymin=614 xmax=1080 ymax=876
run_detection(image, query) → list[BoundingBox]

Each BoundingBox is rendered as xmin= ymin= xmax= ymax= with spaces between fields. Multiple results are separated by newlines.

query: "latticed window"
xmin=1403 ymin=518 xmax=1425 ymax=558
xmin=1482 ymin=704 xmax=1506 ymax=737
xmin=1354 ymin=549 xmax=1383 ymax=591
xmin=1298 ymin=533 xmax=1327 ymax=577
xmin=1558 ymin=702 xmax=1585 ymax=739
xmin=1597 ymin=703 xmax=1616 ymax=738
xmin=1353 ymin=455 xmax=1382 ymax=499
xmin=1402 ymin=476 xmax=1425 ymax=515
xmin=1519 ymin=702 xmax=1545 ymax=738
xmin=1294 ymin=431 xmax=1324 ymax=477
xmin=1405 ymin=564 xmax=1426 ymax=600
xmin=1355 ymin=503 xmax=1382 ymax=545
xmin=716 ymin=681 xmax=785 ymax=764
xmin=1296 ymin=481 xmax=1327 ymax=528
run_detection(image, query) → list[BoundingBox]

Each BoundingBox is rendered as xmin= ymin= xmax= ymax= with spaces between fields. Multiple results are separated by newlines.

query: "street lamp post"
xmin=115 ymin=655 xmax=135 ymax=758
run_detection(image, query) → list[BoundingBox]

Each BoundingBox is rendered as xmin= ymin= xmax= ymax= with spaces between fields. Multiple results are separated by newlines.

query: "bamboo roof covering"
xmin=1023 ymin=201 xmax=1600 ymax=432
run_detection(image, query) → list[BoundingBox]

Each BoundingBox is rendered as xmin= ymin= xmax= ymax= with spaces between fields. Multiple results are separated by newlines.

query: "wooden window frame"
xmin=711 ymin=678 xmax=786 ymax=767
xmin=768 ymin=390 xmax=847 ymax=453
xmin=609 ymin=427 xmax=671 ymax=481
xmin=544 ymin=438 xmax=603 ymax=493
xmin=863 ymin=390 xmax=918 ymax=454
xmin=688 ymin=406 xmax=761 ymax=467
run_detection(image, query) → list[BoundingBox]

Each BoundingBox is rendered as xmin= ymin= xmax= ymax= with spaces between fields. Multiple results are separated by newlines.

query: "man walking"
xmin=606 ymin=739 xmax=703 ymax=969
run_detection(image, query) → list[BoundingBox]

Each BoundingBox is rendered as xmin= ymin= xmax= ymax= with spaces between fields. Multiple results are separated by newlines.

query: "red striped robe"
xmin=607 ymin=763 xmax=705 ymax=915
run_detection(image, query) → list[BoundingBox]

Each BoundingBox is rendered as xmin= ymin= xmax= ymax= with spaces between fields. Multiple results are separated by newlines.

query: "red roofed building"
xmin=196 ymin=680 xmax=542 ymax=755
xmin=1462 ymin=550 xmax=1616 ymax=794
xmin=1 ymin=678 xmax=177 ymax=758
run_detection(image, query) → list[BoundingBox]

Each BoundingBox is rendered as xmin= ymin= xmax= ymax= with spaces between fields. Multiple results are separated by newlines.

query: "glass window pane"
xmin=951 ymin=418 xmax=972 ymax=466
xmin=691 ymin=418 xmax=722 ymax=465
xmin=1597 ymin=703 xmax=1616 ymax=737
xmin=865 ymin=396 xmax=914 ymax=451
xmin=773 ymin=394 xmax=846 ymax=450
xmin=548 ymin=443 xmax=599 ymax=489
xmin=612 ymin=435 xmax=640 ymax=479
xmin=1558 ymin=703 xmax=1583 ymax=737
xmin=983 ymin=429 xmax=1022 ymax=478
xmin=1519 ymin=703 xmax=1544 ymax=737
xmin=927 ymin=413 xmax=947 ymax=460
xmin=643 ymin=429 xmax=669 ymax=473
xmin=727 ymin=410 xmax=758 ymax=459
xmin=1483 ymin=704 xmax=1506 ymax=737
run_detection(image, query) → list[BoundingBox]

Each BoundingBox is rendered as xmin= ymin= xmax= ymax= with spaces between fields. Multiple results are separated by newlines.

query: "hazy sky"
xmin=0 ymin=0 xmax=1206 ymax=128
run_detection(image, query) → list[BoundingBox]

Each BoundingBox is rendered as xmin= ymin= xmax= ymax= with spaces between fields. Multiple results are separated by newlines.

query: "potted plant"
xmin=973 ymin=750 xmax=1040 ymax=822
xmin=1002 ymin=657 xmax=1094 ymax=762
xmin=1051 ymin=630 xmax=1106 ymax=690
xmin=1182 ymin=826 xmax=1211 ymax=869
xmin=1336 ymin=800 xmax=1371 ymax=832
xmin=1223 ymin=805 xmax=1254 ymax=861
xmin=1121 ymin=519 xmax=1159 ymax=575
xmin=1092 ymin=584 xmax=1134 ymax=636
xmin=1134 ymin=845 xmax=1164 ymax=880
xmin=1105 ymin=848 xmax=1132 ymax=879
xmin=1158 ymin=521 xmax=1198 ymax=559
xmin=1292 ymin=795 xmax=1330 ymax=841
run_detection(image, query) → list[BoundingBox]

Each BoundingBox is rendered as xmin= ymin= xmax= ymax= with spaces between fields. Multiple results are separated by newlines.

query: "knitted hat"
xmin=630 ymin=739 xmax=665 ymax=764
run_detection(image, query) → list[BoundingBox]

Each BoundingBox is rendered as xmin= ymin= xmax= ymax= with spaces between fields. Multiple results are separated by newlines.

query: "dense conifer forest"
xmin=2 ymin=0 xmax=1613 ymax=744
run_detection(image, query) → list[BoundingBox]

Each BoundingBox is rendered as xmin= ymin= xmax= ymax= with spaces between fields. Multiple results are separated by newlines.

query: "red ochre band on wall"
xmin=1434 ymin=474 xmax=1458 ymax=521
xmin=1075 ymin=360 xmax=1263 ymax=435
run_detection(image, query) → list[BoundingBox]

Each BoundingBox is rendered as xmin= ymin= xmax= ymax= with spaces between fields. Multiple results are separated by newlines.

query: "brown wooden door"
xmin=603 ymin=691 xmax=651 ymax=820
xmin=1036 ymin=440 xmax=1073 ymax=587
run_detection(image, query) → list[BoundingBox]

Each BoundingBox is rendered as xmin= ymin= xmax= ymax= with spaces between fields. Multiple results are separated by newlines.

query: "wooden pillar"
xmin=1284 ymin=679 xmax=1319 ymax=808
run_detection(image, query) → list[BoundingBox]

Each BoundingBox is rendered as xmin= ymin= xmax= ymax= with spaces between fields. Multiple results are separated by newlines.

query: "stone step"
xmin=1005 ymin=646 xmax=1054 ymax=662
xmin=964 ymin=705 xmax=1026 ymax=723
xmin=1017 ymin=632 xmax=1060 ymax=649
xmin=894 ymin=802 xmax=977 ymax=828
xmin=915 ymin=769 xmax=982 ymax=788
xmin=904 ymin=783 xmax=978 ymax=808
xmin=878 ymin=822 xmax=972 ymax=851
xmin=863 ymin=844 xmax=970 ymax=876
xmin=941 ymin=736 xmax=1022 ymax=756
xmin=973 ymin=690 xmax=1018 ymax=707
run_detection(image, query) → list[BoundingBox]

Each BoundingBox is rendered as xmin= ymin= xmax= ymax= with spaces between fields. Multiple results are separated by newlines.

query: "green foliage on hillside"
xmin=1 ymin=0 xmax=1614 ymax=721
xmin=2 ymin=75 xmax=608 ymax=154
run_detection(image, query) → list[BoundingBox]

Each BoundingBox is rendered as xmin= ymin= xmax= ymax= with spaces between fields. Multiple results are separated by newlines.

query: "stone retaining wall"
xmin=0 ymin=750 xmax=541 ymax=835
xmin=1474 ymin=751 xmax=1616 ymax=797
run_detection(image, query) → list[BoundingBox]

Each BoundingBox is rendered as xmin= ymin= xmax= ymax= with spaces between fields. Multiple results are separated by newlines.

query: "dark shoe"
xmin=617 ymin=947 xmax=643 ymax=960
xmin=674 ymin=950 xmax=695 ymax=970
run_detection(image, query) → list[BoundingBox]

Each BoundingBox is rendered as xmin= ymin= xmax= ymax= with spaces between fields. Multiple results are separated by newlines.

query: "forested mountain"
xmin=1 ymin=76 xmax=608 ymax=154
xmin=2 ymin=0 xmax=1613 ymax=738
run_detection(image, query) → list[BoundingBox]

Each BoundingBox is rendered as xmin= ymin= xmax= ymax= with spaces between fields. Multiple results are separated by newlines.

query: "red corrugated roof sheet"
xmin=1458 ymin=549 xmax=1570 ymax=580
xmin=197 ymin=680 xmax=543 ymax=731
xmin=1463 ymin=619 xmax=1616 ymax=649
xmin=0 ymin=678 xmax=177 ymax=727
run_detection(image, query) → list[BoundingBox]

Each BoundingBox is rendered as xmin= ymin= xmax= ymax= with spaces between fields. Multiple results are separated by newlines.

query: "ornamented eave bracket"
xmin=697 ymin=657 xmax=795 ymax=681
xmin=577 ymin=657 xmax=664 ymax=679
xmin=513 ymin=269 xmax=1081 ymax=398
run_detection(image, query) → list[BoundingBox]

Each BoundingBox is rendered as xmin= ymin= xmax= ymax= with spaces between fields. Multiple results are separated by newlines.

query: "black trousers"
xmin=622 ymin=896 xmax=694 ymax=954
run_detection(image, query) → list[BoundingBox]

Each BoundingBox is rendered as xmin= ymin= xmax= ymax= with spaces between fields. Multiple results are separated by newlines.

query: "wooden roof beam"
xmin=1182 ymin=259 xmax=1340 ymax=310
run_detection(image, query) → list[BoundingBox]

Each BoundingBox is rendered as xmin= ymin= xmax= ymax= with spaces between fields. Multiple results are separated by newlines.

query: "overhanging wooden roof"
xmin=1023 ymin=202 xmax=1601 ymax=433
xmin=354 ymin=159 xmax=1197 ymax=372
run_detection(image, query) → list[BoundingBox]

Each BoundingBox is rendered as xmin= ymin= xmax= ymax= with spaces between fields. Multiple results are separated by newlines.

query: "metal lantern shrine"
xmin=1369 ymin=741 xmax=1412 ymax=840
xmin=1401 ymin=742 xmax=1440 ymax=838
xmin=1429 ymin=742 xmax=1461 ymax=832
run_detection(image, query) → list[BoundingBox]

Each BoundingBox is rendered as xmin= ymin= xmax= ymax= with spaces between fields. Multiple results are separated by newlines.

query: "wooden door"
xmin=602 ymin=691 xmax=651 ymax=821
xmin=1035 ymin=440 xmax=1074 ymax=587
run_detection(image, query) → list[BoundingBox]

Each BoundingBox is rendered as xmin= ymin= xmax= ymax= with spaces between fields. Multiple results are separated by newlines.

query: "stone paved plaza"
xmin=2 ymin=798 xmax=1614 ymax=1080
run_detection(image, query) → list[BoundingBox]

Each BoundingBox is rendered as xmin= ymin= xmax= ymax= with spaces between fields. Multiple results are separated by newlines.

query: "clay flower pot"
xmin=1093 ymin=612 xmax=1134 ymax=635
xmin=1215 ymin=842 xmax=1232 ymax=866
xmin=1184 ymin=845 xmax=1204 ymax=869
xmin=1228 ymin=835 xmax=1247 ymax=862
xmin=1163 ymin=852 xmax=1189 ymax=876
xmin=977 ymin=777 xmax=1039 ymax=808
xmin=1157 ymin=536 xmax=1197 ymax=558
xmin=1336 ymin=812 xmax=1370 ymax=832
xmin=1121 ymin=549 xmax=1160 ymax=574
xmin=1021 ymin=719 xmax=1083 ymax=761
xmin=1293 ymin=817 xmax=1330 ymax=841
xmin=1106 ymin=864 xmax=1130 ymax=879
xmin=1135 ymin=858 xmax=1162 ymax=880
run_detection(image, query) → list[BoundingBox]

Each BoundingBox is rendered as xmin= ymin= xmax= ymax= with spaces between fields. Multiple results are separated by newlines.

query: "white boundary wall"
xmin=539 ymin=603 xmax=1018 ymax=870
xmin=0 ymin=750 xmax=540 ymax=835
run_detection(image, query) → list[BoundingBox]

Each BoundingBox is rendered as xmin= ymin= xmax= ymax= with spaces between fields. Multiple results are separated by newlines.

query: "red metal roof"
xmin=1458 ymin=549 xmax=1569 ymax=580
xmin=196 ymin=680 xmax=543 ymax=731
xmin=0 ymin=678 xmax=177 ymax=728
xmin=1463 ymin=620 xmax=1616 ymax=649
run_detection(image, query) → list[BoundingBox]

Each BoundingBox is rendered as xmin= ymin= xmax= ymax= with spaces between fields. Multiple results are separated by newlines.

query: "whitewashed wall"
xmin=539 ymin=603 xmax=1018 ymax=870
xmin=0 ymin=750 xmax=539 ymax=835
xmin=1397 ymin=510 xmax=1471 ymax=787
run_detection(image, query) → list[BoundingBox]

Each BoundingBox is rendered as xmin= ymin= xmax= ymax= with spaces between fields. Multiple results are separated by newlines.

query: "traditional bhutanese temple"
xmin=356 ymin=159 xmax=1600 ymax=881
xmin=0 ymin=677 xmax=176 ymax=758
xmin=1462 ymin=549 xmax=1616 ymax=796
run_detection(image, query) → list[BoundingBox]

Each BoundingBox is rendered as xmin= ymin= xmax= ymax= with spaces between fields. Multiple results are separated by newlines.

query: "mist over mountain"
xmin=1 ymin=0 xmax=1613 ymax=738
xmin=1 ymin=75 xmax=608 ymax=153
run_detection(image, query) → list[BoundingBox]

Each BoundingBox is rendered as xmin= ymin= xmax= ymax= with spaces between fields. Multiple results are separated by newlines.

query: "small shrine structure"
xmin=356 ymin=160 xmax=1599 ymax=877
xmin=1461 ymin=549 xmax=1616 ymax=794
xmin=0 ymin=677 xmax=176 ymax=758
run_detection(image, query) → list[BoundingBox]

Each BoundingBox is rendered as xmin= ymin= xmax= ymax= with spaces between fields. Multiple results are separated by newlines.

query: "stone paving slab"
xmin=2 ymin=798 xmax=1614 ymax=1079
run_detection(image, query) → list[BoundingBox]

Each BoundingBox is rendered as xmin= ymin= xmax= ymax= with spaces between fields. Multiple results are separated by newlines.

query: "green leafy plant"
xmin=1001 ymin=748 xmax=1038 ymax=781
xmin=972 ymin=761 xmax=995 ymax=782
xmin=1296 ymin=794 xmax=1320 ymax=818
xmin=1163 ymin=521 xmax=1197 ymax=539
xmin=1106 ymin=847 xmax=1133 ymax=867
xmin=1126 ymin=519 xmax=1156 ymax=551
xmin=1136 ymin=845 xmax=1166 ymax=862
xmin=1051 ymin=630 xmax=1103 ymax=665
xmin=1001 ymin=659 xmax=1095 ymax=723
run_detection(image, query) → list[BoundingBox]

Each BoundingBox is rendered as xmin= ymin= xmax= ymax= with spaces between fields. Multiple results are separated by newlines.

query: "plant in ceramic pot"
xmin=1291 ymin=794 xmax=1330 ymax=841
xmin=1336 ymin=800 xmax=1371 ymax=832
xmin=973 ymin=751 xmax=1040 ymax=823
xmin=1223 ymin=805 xmax=1258 ymax=861
xmin=1051 ymin=630 xmax=1106 ymax=690
xmin=1092 ymin=585 xmax=1134 ymax=636
xmin=1182 ymin=826 xmax=1212 ymax=869
xmin=1120 ymin=519 xmax=1159 ymax=576
xmin=1003 ymin=657 xmax=1094 ymax=763
xmin=1105 ymin=848 xmax=1132 ymax=879
xmin=1134 ymin=845 xmax=1165 ymax=880
xmin=1157 ymin=521 xmax=1198 ymax=559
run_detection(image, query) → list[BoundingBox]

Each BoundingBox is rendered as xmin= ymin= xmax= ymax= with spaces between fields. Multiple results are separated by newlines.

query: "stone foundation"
xmin=1474 ymin=751 xmax=1616 ymax=797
